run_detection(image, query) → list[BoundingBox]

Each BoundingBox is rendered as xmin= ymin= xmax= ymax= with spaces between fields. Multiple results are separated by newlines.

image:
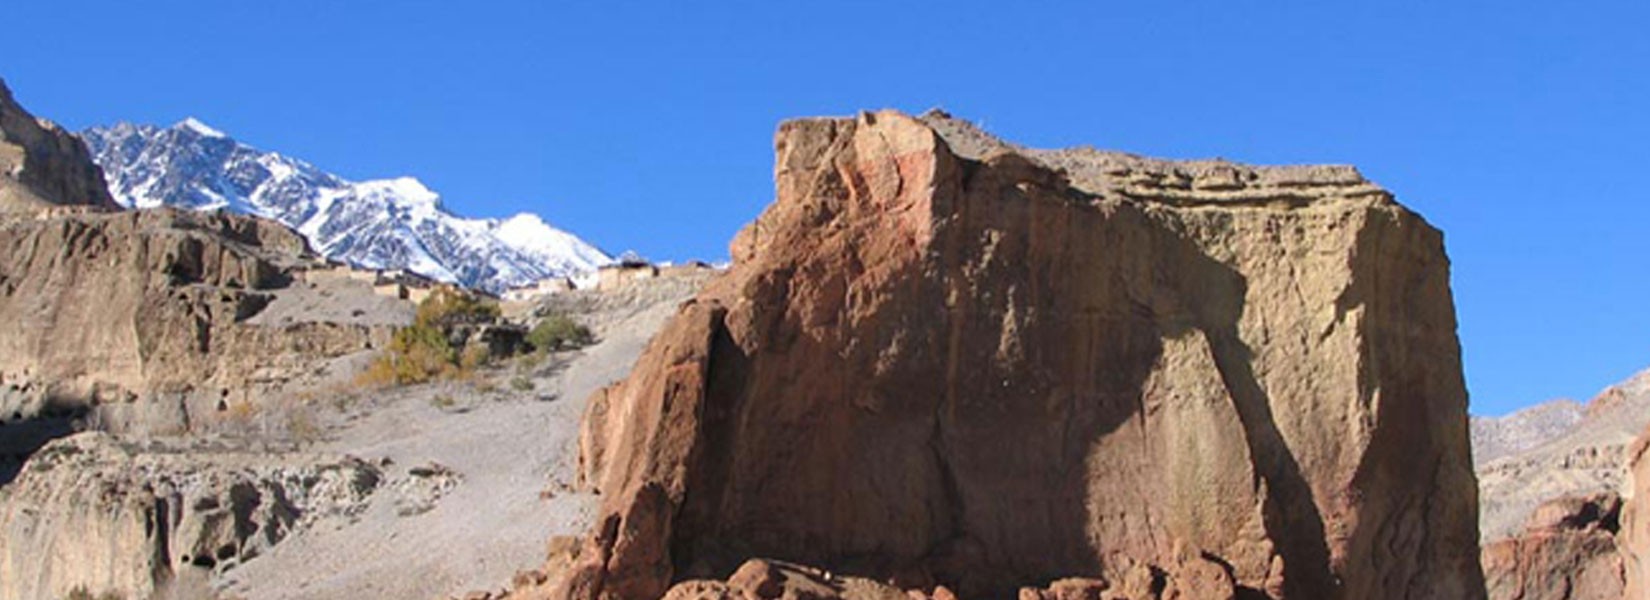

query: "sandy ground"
xmin=216 ymin=282 xmax=695 ymax=600
xmin=246 ymin=278 xmax=415 ymax=328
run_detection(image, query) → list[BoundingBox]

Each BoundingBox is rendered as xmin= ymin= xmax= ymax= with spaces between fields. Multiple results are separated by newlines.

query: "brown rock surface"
xmin=1623 ymin=425 xmax=1650 ymax=598
xmin=552 ymin=111 xmax=1482 ymax=599
xmin=1480 ymin=493 xmax=1625 ymax=600
xmin=0 ymin=78 xmax=398 ymax=439
xmin=1476 ymin=369 xmax=1650 ymax=542
xmin=0 ymin=78 xmax=118 ymax=213
xmin=0 ymin=432 xmax=382 ymax=600
xmin=0 ymin=208 xmax=393 ymax=432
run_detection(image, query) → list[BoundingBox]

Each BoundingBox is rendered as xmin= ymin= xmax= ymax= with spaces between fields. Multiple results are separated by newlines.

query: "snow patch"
xmin=176 ymin=117 xmax=226 ymax=138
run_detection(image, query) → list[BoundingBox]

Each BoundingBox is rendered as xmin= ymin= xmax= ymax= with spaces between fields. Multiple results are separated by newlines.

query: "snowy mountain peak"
xmin=176 ymin=117 xmax=226 ymax=138
xmin=79 ymin=123 xmax=612 ymax=292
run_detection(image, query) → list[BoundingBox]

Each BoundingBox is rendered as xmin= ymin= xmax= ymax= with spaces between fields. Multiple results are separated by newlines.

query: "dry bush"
xmin=459 ymin=344 xmax=491 ymax=371
xmin=359 ymin=286 xmax=505 ymax=387
xmin=415 ymin=286 xmax=500 ymax=328
xmin=64 ymin=587 xmax=124 ymax=600
xmin=225 ymin=399 xmax=260 ymax=430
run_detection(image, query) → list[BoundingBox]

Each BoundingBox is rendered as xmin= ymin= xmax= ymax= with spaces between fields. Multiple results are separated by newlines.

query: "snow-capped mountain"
xmin=79 ymin=119 xmax=611 ymax=292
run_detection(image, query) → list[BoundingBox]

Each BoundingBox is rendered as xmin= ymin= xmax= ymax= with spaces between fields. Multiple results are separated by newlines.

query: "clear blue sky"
xmin=4 ymin=1 xmax=1645 ymax=415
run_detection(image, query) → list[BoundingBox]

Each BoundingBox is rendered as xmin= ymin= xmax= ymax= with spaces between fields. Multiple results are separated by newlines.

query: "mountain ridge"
xmin=79 ymin=119 xmax=611 ymax=292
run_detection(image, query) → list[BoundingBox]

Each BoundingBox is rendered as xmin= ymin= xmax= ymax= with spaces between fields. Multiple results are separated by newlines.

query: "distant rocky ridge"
xmin=1476 ymin=368 xmax=1650 ymax=542
xmin=507 ymin=110 xmax=1484 ymax=600
xmin=1472 ymin=368 xmax=1650 ymax=599
xmin=80 ymin=120 xmax=612 ymax=293
xmin=1478 ymin=420 xmax=1650 ymax=600
xmin=1473 ymin=399 xmax=1586 ymax=466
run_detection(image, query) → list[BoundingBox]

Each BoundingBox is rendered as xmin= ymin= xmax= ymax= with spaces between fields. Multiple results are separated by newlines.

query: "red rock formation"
xmin=1481 ymin=493 xmax=1625 ymax=599
xmin=552 ymin=111 xmax=1482 ymax=599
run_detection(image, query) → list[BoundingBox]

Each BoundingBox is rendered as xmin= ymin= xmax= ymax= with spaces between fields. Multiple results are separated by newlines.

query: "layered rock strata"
xmin=543 ymin=111 xmax=1483 ymax=599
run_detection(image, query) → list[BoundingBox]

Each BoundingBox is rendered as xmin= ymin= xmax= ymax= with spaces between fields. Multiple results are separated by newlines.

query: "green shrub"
xmin=510 ymin=376 xmax=534 ymax=391
xmin=527 ymin=314 xmax=594 ymax=353
xmin=515 ymin=350 xmax=546 ymax=373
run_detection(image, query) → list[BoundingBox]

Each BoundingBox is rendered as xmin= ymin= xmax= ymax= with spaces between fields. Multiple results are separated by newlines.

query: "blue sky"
xmin=4 ymin=1 xmax=1646 ymax=415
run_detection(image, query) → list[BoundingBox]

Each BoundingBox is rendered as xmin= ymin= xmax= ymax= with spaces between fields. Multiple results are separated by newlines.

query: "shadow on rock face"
xmin=0 ymin=397 xmax=86 ymax=485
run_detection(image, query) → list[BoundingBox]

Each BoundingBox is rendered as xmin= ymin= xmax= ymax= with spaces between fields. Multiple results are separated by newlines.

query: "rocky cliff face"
xmin=0 ymin=78 xmax=392 ymax=439
xmin=0 ymin=208 xmax=390 ymax=429
xmin=1622 ymin=425 xmax=1650 ymax=598
xmin=0 ymin=79 xmax=118 ymax=213
xmin=535 ymin=111 xmax=1482 ymax=599
xmin=0 ymin=433 xmax=382 ymax=600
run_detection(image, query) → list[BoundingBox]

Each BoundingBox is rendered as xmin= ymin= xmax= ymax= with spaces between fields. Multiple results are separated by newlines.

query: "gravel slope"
xmin=219 ymin=281 xmax=698 ymax=600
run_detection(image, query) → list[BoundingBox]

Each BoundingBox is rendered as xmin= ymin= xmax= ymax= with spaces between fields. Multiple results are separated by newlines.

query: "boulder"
xmin=551 ymin=110 xmax=1484 ymax=599
xmin=1480 ymin=493 xmax=1625 ymax=599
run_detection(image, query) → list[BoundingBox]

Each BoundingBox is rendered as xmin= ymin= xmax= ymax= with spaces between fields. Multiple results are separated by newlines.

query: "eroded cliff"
xmin=0 ymin=433 xmax=382 ymax=600
xmin=0 ymin=79 xmax=118 ymax=213
xmin=0 ymin=208 xmax=393 ymax=432
xmin=528 ymin=111 xmax=1483 ymax=600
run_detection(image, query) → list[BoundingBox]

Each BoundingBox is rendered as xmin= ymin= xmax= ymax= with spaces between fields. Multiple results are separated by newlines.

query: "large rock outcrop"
xmin=543 ymin=111 xmax=1482 ymax=599
xmin=0 ymin=78 xmax=118 ymax=213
